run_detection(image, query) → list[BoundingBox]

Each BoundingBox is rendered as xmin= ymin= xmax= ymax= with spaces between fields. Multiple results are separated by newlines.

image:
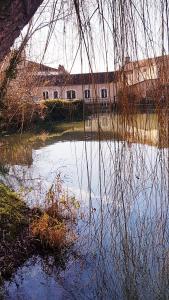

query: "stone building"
xmin=122 ymin=55 xmax=169 ymax=102
xmin=1 ymin=51 xmax=169 ymax=104
xmin=35 ymin=71 xmax=119 ymax=104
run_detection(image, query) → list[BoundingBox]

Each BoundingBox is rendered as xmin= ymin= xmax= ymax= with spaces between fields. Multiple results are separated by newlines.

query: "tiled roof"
xmin=35 ymin=71 xmax=118 ymax=86
xmin=124 ymin=55 xmax=169 ymax=71
xmin=26 ymin=61 xmax=59 ymax=72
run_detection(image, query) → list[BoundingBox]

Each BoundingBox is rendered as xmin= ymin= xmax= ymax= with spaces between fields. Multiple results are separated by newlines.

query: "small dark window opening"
xmin=54 ymin=91 xmax=58 ymax=99
xmin=43 ymin=91 xmax=49 ymax=100
xmin=101 ymin=89 xmax=108 ymax=98
xmin=84 ymin=89 xmax=90 ymax=99
xmin=67 ymin=90 xmax=76 ymax=99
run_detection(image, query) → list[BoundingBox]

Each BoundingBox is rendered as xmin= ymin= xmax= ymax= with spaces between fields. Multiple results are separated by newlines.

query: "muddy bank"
xmin=0 ymin=183 xmax=77 ymax=284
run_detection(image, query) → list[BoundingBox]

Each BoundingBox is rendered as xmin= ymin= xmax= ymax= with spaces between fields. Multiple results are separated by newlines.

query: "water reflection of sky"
xmin=5 ymin=139 xmax=168 ymax=214
xmin=2 ymin=114 xmax=169 ymax=299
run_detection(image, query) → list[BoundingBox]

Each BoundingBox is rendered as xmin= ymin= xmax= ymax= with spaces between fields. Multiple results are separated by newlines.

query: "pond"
xmin=1 ymin=113 xmax=169 ymax=299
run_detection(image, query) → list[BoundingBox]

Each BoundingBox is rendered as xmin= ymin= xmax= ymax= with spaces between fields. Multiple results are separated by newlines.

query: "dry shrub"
xmin=31 ymin=212 xmax=67 ymax=248
xmin=31 ymin=175 xmax=79 ymax=249
xmin=0 ymin=51 xmax=45 ymax=130
xmin=45 ymin=175 xmax=80 ymax=221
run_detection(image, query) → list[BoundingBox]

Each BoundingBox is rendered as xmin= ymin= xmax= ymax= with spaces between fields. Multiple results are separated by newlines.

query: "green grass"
xmin=0 ymin=183 xmax=29 ymax=240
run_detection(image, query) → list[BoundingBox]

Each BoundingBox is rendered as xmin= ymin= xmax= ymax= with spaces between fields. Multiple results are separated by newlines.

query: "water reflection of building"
xmin=0 ymin=114 xmax=168 ymax=164
xmin=85 ymin=114 xmax=169 ymax=147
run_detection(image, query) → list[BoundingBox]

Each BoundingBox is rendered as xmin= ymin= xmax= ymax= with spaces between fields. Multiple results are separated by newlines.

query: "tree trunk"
xmin=0 ymin=0 xmax=43 ymax=62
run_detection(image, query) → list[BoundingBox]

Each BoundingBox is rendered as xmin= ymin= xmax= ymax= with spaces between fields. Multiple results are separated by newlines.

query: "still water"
xmin=1 ymin=113 xmax=169 ymax=299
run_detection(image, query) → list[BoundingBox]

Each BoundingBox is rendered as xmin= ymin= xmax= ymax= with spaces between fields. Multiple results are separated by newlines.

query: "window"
xmin=67 ymin=90 xmax=76 ymax=99
xmin=54 ymin=91 xmax=58 ymax=99
xmin=43 ymin=91 xmax=49 ymax=100
xmin=101 ymin=88 xmax=108 ymax=98
xmin=84 ymin=89 xmax=90 ymax=99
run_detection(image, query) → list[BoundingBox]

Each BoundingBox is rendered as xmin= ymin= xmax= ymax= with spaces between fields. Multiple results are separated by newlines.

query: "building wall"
xmin=126 ymin=63 xmax=158 ymax=86
xmin=35 ymin=81 xmax=119 ymax=103
xmin=128 ymin=79 xmax=158 ymax=100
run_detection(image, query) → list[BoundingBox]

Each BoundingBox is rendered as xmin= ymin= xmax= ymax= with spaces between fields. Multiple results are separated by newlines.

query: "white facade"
xmin=124 ymin=59 xmax=158 ymax=86
xmin=36 ymin=81 xmax=119 ymax=103
xmin=34 ymin=57 xmax=164 ymax=103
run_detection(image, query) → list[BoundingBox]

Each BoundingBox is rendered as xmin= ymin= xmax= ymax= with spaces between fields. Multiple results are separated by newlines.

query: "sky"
xmin=15 ymin=0 xmax=169 ymax=74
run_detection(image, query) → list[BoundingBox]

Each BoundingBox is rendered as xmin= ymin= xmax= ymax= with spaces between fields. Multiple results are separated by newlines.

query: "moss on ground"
xmin=0 ymin=183 xmax=29 ymax=241
xmin=0 ymin=183 xmax=32 ymax=281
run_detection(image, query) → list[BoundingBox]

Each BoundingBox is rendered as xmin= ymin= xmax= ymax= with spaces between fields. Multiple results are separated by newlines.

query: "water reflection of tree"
xmin=0 ymin=133 xmax=50 ymax=167
xmin=76 ymin=116 xmax=169 ymax=299
xmin=1 ymin=113 xmax=169 ymax=299
xmin=0 ymin=113 xmax=168 ymax=172
xmin=0 ymin=140 xmax=33 ymax=166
